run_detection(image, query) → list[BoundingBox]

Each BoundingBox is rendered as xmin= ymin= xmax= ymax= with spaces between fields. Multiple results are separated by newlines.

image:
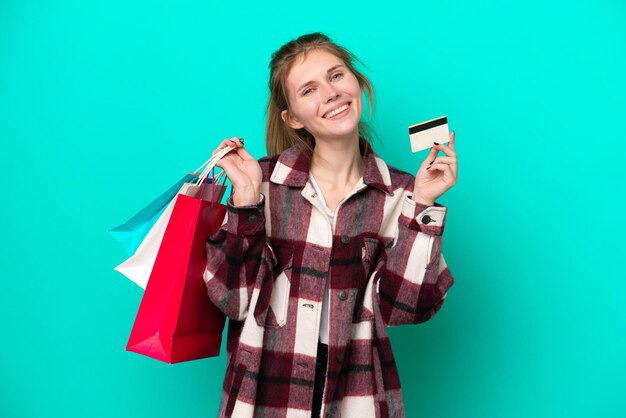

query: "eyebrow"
xmin=296 ymin=64 xmax=346 ymax=94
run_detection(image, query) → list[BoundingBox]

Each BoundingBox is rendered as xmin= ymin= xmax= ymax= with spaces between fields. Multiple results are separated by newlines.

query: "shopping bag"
xmin=108 ymin=174 xmax=196 ymax=256
xmin=125 ymin=146 xmax=235 ymax=363
xmin=114 ymin=181 xmax=226 ymax=289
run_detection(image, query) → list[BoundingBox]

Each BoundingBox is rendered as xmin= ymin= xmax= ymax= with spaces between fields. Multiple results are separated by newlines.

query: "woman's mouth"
xmin=323 ymin=103 xmax=351 ymax=119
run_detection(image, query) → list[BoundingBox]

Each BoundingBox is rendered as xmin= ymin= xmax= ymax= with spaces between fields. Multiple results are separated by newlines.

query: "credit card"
xmin=408 ymin=116 xmax=449 ymax=152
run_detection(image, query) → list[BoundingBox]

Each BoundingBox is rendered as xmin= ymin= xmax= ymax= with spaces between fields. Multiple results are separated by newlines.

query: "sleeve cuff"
xmin=399 ymin=196 xmax=447 ymax=236
xmin=224 ymin=194 xmax=265 ymax=236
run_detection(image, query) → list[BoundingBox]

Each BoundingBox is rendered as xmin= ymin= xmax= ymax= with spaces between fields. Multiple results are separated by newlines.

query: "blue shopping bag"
xmin=108 ymin=174 xmax=196 ymax=256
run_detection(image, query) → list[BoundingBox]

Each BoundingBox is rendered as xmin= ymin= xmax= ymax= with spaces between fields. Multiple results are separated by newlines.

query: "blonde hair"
xmin=265 ymin=32 xmax=376 ymax=157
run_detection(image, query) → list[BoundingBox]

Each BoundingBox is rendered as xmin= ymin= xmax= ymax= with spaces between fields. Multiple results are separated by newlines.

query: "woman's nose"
xmin=323 ymin=84 xmax=339 ymax=102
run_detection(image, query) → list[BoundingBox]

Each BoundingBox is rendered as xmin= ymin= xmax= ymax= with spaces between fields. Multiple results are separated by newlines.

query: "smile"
xmin=323 ymin=103 xmax=350 ymax=119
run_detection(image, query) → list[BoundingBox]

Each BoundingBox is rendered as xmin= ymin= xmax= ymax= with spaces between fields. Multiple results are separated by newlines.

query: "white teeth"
xmin=324 ymin=104 xmax=349 ymax=118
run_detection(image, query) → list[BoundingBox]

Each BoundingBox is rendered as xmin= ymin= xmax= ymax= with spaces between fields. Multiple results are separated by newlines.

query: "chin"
xmin=329 ymin=127 xmax=361 ymax=140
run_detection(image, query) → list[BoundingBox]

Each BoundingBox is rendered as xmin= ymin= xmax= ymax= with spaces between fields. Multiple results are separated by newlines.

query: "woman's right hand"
xmin=213 ymin=137 xmax=262 ymax=206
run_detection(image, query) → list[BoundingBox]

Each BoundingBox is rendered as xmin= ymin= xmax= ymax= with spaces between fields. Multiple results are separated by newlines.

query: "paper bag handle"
xmin=194 ymin=145 xmax=236 ymax=203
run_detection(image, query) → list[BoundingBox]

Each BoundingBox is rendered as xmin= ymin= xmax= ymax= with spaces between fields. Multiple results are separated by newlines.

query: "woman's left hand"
xmin=412 ymin=131 xmax=457 ymax=206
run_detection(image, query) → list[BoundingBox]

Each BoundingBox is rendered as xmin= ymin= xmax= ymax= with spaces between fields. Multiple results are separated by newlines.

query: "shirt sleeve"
xmin=373 ymin=195 xmax=454 ymax=326
xmin=203 ymin=194 xmax=276 ymax=322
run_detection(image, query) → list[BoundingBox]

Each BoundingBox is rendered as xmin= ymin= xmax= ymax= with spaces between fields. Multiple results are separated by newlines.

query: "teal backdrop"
xmin=1 ymin=0 xmax=625 ymax=417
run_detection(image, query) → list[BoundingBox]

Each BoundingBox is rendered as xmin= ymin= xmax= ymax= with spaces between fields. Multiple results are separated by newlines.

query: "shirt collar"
xmin=269 ymin=145 xmax=395 ymax=195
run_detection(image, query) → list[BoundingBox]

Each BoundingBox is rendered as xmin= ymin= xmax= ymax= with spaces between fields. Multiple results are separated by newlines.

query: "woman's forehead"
xmin=287 ymin=49 xmax=345 ymax=85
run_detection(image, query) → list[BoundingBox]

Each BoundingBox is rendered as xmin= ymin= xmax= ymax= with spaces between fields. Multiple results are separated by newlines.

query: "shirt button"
xmin=338 ymin=290 xmax=348 ymax=301
xmin=341 ymin=235 xmax=350 ymax=244
xmin=421 ymin=215 xmax=432 ymax=224
xmin=247 ymin=215 xmax=258 ymax=223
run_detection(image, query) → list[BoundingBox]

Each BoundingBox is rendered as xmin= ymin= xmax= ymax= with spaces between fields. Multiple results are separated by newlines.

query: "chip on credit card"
xmin=408 ymin=116 xmax=449 ymax=152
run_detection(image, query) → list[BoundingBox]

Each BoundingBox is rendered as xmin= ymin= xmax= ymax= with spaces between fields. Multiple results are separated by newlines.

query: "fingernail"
xmin=426 ymin=166 xmax=431 ymax=170
xmin=434 ymin=142 xmax=440 ymax=145
xmin=452 ymin=130 xmax=455 ymax=136
xmin=429 ymin=160 xmax=434 ymax=165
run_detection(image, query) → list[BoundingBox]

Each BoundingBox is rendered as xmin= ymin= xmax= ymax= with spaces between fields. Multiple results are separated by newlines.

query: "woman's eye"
xmin=332 ymin=72 xmax=343 ymax=80
xmin=303 ymin=88 xmax=313 ymax=96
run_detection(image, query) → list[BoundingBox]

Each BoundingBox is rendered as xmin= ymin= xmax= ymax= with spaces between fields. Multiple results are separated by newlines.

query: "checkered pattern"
xmin=204 ymin=146 xmax=454 ymax=418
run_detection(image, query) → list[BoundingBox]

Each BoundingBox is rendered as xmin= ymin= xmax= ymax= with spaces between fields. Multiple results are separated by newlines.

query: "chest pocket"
xmin=255 ymin=245 xmax=293 ymax=328
xmin=361 ymin=237 xmax=381 ymax=281
xmin=353 ymin=237 xmax=381 ymax=322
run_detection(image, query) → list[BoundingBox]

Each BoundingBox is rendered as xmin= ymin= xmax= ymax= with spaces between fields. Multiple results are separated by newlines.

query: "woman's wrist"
xmin=411 ymin=194 xmax=435 ymax=206
xmin=232 ymin=187 xmax=261 ymax=207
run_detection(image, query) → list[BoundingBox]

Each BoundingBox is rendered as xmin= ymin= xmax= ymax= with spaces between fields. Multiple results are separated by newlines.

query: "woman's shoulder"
xmin=385 ymin=161 xmax=414 ymax=180
xmin=257 ymin=153 xmax=282 ymax=183
xmin=258 ymin=145 xmax=308 ymax=183
xmin=369 ymin=152 xmax=416 ymax=192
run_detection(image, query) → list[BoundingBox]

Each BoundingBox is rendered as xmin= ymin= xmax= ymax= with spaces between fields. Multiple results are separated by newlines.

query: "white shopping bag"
xmin=114 ymin=147 xmax=233 ymax=288
xmin=115 ymin=188 xmax=179 ymax=288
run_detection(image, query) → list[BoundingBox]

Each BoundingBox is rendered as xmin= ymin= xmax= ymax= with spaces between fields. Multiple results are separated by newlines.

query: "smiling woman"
xmin=204 ymin=32 xmax=458 ymax=418
xmin=280 ymin=50 xmax=363 ymax=148
xmin=265 ymin=33 xmax=375 ymax=159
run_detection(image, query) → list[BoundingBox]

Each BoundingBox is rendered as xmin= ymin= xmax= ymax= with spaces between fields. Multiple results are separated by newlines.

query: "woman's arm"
xmin=372 ymin=197 xmax=454 ymax=326
xmin=203 ymin=195 xmax=275 ymax=322
xmin=204 ymin=137 xmax=273 ymax=322
xmin=371 ymin=130 xmax=457 ymax=325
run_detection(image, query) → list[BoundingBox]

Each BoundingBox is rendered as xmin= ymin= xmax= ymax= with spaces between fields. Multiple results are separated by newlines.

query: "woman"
xmin=204 ymin=32 xmax=457 ymax=418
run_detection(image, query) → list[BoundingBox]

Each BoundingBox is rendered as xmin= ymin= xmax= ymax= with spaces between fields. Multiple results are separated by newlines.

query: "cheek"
xmin=350 ymin=87 xmax=364 ymax=109
xmin=301 ymin=101 xmax=320 ymax=119
xmin=346 ymin=74 xmax=362 ymax=93
xmin=288 ymin=101 xmax=320 ymax=128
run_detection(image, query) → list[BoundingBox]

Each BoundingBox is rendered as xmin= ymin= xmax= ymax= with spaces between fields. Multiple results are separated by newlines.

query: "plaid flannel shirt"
xmin=204 ymin=145 xmax=454 ymax=418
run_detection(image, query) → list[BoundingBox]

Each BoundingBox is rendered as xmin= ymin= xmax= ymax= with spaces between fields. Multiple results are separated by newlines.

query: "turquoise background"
xmin=1 ymin=0 xmax=625 ymax=417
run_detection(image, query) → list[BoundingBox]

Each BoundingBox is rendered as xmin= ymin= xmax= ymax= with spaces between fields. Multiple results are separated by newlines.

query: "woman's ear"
xmin=281 ymin=109 xmax=304 ymax=130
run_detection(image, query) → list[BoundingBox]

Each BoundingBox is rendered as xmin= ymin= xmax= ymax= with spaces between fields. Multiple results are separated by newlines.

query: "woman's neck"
xmin=310 ymin=134 xmax=364 ymax=189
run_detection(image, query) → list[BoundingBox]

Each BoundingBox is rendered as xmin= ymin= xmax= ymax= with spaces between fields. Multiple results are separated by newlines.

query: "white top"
xmin=309 ymin=174 xmax=334 ymax=344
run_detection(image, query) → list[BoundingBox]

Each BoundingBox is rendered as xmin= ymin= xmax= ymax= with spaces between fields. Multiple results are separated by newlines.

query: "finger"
xmin=215 ymin=151 xmax=236 ymax=167
xmin=433 ymin=141 xmax=457 ymax=158
xmin=221 ymin=139 xmax=236 ymax=148
xmin=233 ymin=145 xmax=256 ymax=161
xmin=213 ymin=144 xmax=237 ymax=157
xmin=448 ymin=130 xmax=455 ymax=151
xmin=430 ymin=157 xmax=458 ymax=178
xmin=212 ymin=146 xmax=227 ymax=156
xmin=431 ymin=156 xmax=456 ymax=165
xmin=214 ymin=140 xmax=232 ymax=154
xmin=220 ymin=138 xmax=244 ymax=150
xmin=446 ymin=155 xmax=458 ymax=178
xmin=215 ymin=152 xmax=241 ymax=173
xmin=422 ymin=146 xmax=440 ymax=167
xmin=431 ymin=155 xmax=458 ymax=174
xmin=228 ymin=136 xmax=245 ymax=147
xmin=213 ymin=137 xmax=244 ymax=157
xmin=427 ymin=162 xmax=457 ymax=183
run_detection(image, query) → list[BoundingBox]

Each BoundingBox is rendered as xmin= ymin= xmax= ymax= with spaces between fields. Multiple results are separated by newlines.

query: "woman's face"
xmin=281 ymin=49 xmax=363 ymax=142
